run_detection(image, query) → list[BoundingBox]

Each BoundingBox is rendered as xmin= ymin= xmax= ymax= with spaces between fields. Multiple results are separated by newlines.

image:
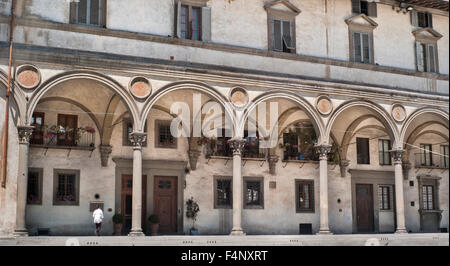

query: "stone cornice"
xmin=0 ymin=42 xmax=448 ymax=108
xmin=0 ymin=16 xmax=448 ymax=82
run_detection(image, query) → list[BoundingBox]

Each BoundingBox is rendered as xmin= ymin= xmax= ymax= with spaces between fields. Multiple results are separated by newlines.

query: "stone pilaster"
xmin=14 ymin=126 xmax=34 ymax=237
xmin=99 ymin=145 xmax=112 ymax=167
xmin=268 ymin=155 xmax=279 ymax=175
xmin=228 ymin=138 xmax=246 ymax=236
xmin=391 ymin=149 xmax=408 ymax=234
xmin=315 ymin=144 xmax=333 ymax=235
xmin=129 ymin=132 xmax=147 ymax=237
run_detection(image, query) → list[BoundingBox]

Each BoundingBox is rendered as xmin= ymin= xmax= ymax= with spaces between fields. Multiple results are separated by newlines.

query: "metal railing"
xmin=31 ymin=126 xmax=95 ymax=149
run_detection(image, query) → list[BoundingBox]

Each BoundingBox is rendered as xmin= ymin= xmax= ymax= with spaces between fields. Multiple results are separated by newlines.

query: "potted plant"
xmin=148 ymin=214 xmax=160 ymax=236
xmin=186 ymin=197 xmax=200 ymax=235
xmin=112 ymin=213 xmax=124 ymax=236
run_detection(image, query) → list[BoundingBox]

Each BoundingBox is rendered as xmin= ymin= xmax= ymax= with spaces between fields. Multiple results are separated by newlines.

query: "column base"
xmin=128 ymin=228 xmax=145 ymax=237
xmin=13 ymin=229 xmax=28 ymax=237
xmin=230 ymin=228 xmax=246 ymax=236
xmin=316 ymin=229 xmax=333 ymax=235
xmin=395 ymin=228 xmax=408 ymax=234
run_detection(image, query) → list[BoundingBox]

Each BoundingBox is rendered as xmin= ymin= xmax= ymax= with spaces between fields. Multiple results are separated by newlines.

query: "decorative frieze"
xmin=99 ymin=145 xmax=112 ymax=167
xmin=17 ymin=126 xmax=34 ymax=144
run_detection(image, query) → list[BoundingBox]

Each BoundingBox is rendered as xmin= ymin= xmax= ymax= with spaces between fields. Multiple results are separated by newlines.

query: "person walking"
xmin=93 ymin=207 xmax=104 ymax=236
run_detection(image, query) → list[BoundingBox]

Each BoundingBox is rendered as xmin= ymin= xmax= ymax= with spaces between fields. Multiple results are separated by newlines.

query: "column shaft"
xmin=229 ymin=138 xmax=245 ymax=235
xmin=129 ymin=132 xmax=146 ymax=237
xmin=316 ymin=145 xmax=332 ymax=235
xmin=393 ymin=150 xmax=407 ymax=233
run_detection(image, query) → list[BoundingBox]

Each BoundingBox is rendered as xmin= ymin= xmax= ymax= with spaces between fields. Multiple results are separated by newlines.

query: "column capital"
xmin=390 ymin=149 xmax=405 ymax=164
xmin=130 ymin=132 xmax=147 ymax=150
xmin=314 ymin=144 xmax=332 ymax=160
xmin=17 ymin=125 xmax=34 ymax=144
xmin=99 ymin=145 xmax=113 ymax=167
xmin=228 ymin=138 xmax=246 ymax=156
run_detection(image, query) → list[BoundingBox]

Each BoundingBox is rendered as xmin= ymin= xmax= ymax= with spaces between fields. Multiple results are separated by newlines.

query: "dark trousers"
xmin=95 ymin=223 xmax=102 ymax=236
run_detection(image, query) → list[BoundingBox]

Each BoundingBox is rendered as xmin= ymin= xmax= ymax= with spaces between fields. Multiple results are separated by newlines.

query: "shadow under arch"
xmin=26 ymin=70 xmax=140 ymax=130
xmin=325 ymin=99 xmax=400 ymax=149
xmin=141 ymin=81 xmax=235 ymax=134
xmin=240 ymin=91 xmax=325 ymax=144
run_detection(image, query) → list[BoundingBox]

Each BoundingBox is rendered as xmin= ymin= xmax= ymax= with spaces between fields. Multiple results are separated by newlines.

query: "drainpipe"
xmin=1 ymin=0 xmax=16 ymax=188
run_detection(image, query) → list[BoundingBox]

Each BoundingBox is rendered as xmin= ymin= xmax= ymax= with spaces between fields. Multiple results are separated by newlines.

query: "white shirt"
xmin=93 ymin=208 xmax=104 ymax=224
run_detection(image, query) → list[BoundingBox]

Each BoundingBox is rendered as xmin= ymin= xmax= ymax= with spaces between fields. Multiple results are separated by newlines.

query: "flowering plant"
xmin=84 ymin=126 xmax=95 ymax=133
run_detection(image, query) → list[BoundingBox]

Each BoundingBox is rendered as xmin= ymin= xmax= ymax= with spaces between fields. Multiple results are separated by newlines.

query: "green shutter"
xmin=175 ymin=0 xmax=182 ymax=38
xmin=352 ymin=0 xmax=361 ymax=14
xmin=428 ymin=44 xmax=436 ymax=73
xmin=201 ymin=7 xmax=211 ymax=42
xmin=410 ymin=10 xmax=418 ymax=27
xmin=415 ymin=41 xmax=425 ymax=72
xmin=367 ymin=2 xmax=377 ymax=17
xmin=273 ymin=20 xmax=282 ymax=51
xmin=362 ymin=33 xmax=370 ymax=63
xmin=353 ymin=32 xmax=362 ymax=62
xmin=69 ymin=1 xmax=77 ymax=24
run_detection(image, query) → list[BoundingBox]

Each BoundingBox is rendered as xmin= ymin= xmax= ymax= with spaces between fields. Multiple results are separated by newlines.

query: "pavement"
xmin=0 ymin=233 xmax=448 ymax=246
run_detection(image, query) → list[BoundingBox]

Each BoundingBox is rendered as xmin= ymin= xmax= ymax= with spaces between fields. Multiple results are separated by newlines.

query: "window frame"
xmin=295 ymin=180 xmax=315 ymax=213
xmin=349 ymin=30 xmax=374 ymax=64
xmin=30 ymin=112 xmax=45 ymax=145
xmin=415 ymin=41 xmax=438 ymax=73
xmin=155 ymin=120 xmax=177 ymax=149
xmin=266 ymin=8 xmax=298 ymax=54
xmin=351 ymin=0 xmax=377 ymax=17
xmin=378 ymin=185 xmax=392 ymax=211
xmin=356 ymin=137 xmax=371 ymax=165
xmin=213 ymin=176 xmax=232 ymax=209
xmin=243 ymin=176 xmax=264 ymax=209
xmin=378 ymin=139 xmax=392 ymax=166
xmin=420 ymin=144 xmax=433 ymax=167
xmin=27 ymin=168 xmax=43 ymax=205
xmin=53 ymin=169 xmax=80 ymax=206
xmin=70 ymin=0 xmax=107 ymax=27
xmin=178 ymin=1 xmax=203 ymax=41
xmin=417 ymin=176 xmax=440 ymax=212
xmin=57 ymin=113 xmax=78 ymax=146
xmin=440 ymin=145 xmax=449 ymax=169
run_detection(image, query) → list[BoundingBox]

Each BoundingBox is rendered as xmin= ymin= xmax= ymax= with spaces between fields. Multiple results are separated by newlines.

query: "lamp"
xmin=394 ymin=1 xmax=414 ymax=13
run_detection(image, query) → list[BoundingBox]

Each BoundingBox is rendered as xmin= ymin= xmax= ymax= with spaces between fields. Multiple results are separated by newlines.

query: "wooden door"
xmin=154 ymin=176 xmax=178 ymax=234
xmin=356 ymin=184 xmax=375 ymax=232
xmin=121 ymin=174 xmax=147 ymax=235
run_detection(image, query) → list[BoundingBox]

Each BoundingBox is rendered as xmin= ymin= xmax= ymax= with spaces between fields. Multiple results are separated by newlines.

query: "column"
xmin=228 ymin=138 xmax=246 ymax=236
xmin=316 ymin=144 xmax=332 ymax=235
xmin=128 ymin=132 xmax=147 ymax=237
xmin=392 ymin=149 xmax=408 ymax=234
xmin=14 ymin=125 xmax=34 ymax=237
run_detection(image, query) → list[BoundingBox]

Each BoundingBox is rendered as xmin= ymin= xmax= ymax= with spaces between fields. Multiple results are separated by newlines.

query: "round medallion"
xmin=229 ymin=87 xmax=249 ymax=108
xmin=129 ymin=77 xmax=152 ymax=99
xmin=16 ymin=65 xmax=41 ymax=89
xmin=391 ymin=104 xmax=406 ymax=122
xmin=316 ymin=95 xmax=333 ymax=115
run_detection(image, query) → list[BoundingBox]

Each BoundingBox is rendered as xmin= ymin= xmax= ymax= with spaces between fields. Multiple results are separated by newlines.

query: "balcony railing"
xmin=414 ymin=153 xmax=449 ymax=169
xmin=30 ymin=125 xmax=96 ymax=150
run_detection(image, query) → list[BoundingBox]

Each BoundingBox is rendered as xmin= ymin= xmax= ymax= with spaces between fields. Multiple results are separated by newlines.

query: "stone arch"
xmin=26 ymin=70 xmax=140 ymax=131
xmin=240 ymin=91 xmax=325 ymax=144
xmin=326 ymin=99 xmax=399 ymax=149
xmin=141 ymin=81 xmax=234 ymax=134
xmin=0 ymin=69 xmax=27 ymax=125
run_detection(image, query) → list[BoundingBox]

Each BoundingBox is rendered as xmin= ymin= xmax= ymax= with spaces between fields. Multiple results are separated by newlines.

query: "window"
xmin=30 ymin=112 xmax=45 ymax=145
xmin=272 ymin=19 xmax=295 ymax=53
xmin=440 ymin=145 xmax=449 ymax=169
xmin=53 ymin=169 xmax=80 ymax=206
xmin=352 ymin=32 xmax=371 ymax=63
xmin=357 ymin=137 xmax=370 ymax=164
xmin=175 ymin=1 xmax=210 ymax=42
xmin=123 ymin=119 xmax=147 ymax=147
xmin=265 ymin=1 xmax=299 ymax=54
xmin=421 ymin=185 xmax=435 ymax=210
xmin=27 ymin=168 xmax=43 ymax=205
xmin=351 ymin=0 xmax=377 ymax=17
xmin=57 ymin=114 xmax=78 ymax=146
xmin=296 ymin=180 xmax=314 ymax=212
xmin=420 ymin=144 xmax=433 ymax=166
xmin=156 ymin=120 xmax=176 ymax=149
xmin=244 ymin=177 xmax=264 ymax=209
xmin=411 ymin=11 xmax=433 ymax=28
xmin=243 ymin=130 xmax=264 ymax=159
xmin=378 ymin=139 xmax=392 ymax=165
xmin=378 ymin=185 xmax=391 ymax=210
xmin=214 ymin=177 xmax=232 ymax=209
xmin=70 ymin=0 xmax=107 ymax=27
xmin=283 ymin=132 xmax=299 ymax=160
xmin=416 ymin=42 xmax=437 ymax=73
xmin=282 ymin=123 xmax=318 ymax=161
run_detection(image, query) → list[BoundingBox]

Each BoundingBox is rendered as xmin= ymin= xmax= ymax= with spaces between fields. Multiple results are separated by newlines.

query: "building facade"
xmin=0 ymin=0 xmax=448 ymax=236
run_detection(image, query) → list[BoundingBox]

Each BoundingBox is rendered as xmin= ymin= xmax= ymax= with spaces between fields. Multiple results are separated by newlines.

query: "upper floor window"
xmin=264 ymin=0 xmax=300 ymax=54
xmin=416 ymin=42 xmax=437 ymax=73
xmin=57 ymin=114 xmax=78 ymax=146
xmin=357 ymin=137 xmax=370 ymax=164
xmin=420 ymin=144 xmax=433 ymax=166
xmin=352 ymin=32 xmax=372 ymax=63
xmin=440 ymin=145 xmax=449 ymax=169
xmin=378 ymin=139 xmax=392 ymax=165
xmin=70 ymin=0 xmax=107 ymax=27
xmin=175 ymin=0 xmax=211 ymax=42
xmin=351 ymin=0 xmax=377 ymax=17
xmin=411 ymin=11 xmax=433 ymax=28
xmin=30 ymin=112 xmax=45 ymax=145
xmin=156 ymin=120 xmax=176 ymax=149
xmin=346 ymin=14 xmax=377 ymax=64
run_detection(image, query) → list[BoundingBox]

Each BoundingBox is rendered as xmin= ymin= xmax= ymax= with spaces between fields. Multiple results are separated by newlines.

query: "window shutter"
xmin=362 ymin=33 xmax=370 ymax=63
xmin=367 ymin=2 xmax=377 ymax=17
xmin=282 ymin=20 xmax=294 ymax=50
xmin=175 ymin=0 xmax=182 ymax=38
xmin=78 ymin=0 xmax=87 ymax=24
xmin=69 ymin=1 xmax=77 ymax=24
xmin=100 ymin=0 xmax=107 ymax=27
xmin=201 ymin=7 xmax=211 ymax=42
xmin=428 ymin=44 xmax=436 ymax=73
xmin=410 ymin=10 xmax=418 ymax=27
xmin=353 ymin=32 xmax=362 ymax=62
xmin=415 ymin=41 xmax=425 ymax=72
xmin=309 ymin=183 xmax=314 ymax=210
xmin=273 ymin=20 xmax=282 ymax=51
xmin=427 ymin=13 xmax=433 ymax=28
xmin=351 ymin=0 xmax=361 ymax=14
xmin=90 ymin=0 xmax=100 ymax=25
